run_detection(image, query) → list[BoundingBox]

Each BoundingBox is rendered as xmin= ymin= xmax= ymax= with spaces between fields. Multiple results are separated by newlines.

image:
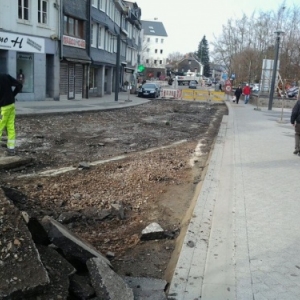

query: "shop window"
xmin=63 ymin=15 xmax=84 ymax=38
xmin=38 ymin=0 xmax=48 ymax=24
xmin=18 ymin=0 xmax=29 ymax=21
xmin=16 ymin=52 xmax=34 ymax=93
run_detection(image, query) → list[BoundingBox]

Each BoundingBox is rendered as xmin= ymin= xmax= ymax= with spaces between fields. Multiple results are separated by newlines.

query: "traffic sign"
xmin=225 ymin=79 xmax=231 ymax=86
xmin=222 ymin=73 xmax=228 ymax=80
xmin=225 ymin=85 xmax=232 ymax=92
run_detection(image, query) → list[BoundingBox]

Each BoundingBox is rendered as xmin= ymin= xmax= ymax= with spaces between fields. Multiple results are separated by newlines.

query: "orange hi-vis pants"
xmin=0 ymin=103 xmax=16 ymax=149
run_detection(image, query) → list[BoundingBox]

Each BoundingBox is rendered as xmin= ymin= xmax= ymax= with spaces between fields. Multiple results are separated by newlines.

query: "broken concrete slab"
xmin=32 ymin=245 xmax=76 ymax=299
xmin=141 ymin=222 xmax=166 ymax=240
xmin=124 ymin=277 xmax=168 ymax=300
xmin=69 ymin=273 xmax=96 ymax=299
xmin=87 ymin=257 xmax=134 ymax=300
xmin=0 ymin=191 xmax=49 ymax=299
xmin=0 ymin=155 xmax=33 ymax=170
xmin=41 ymin=216 xmax=111 ymax=267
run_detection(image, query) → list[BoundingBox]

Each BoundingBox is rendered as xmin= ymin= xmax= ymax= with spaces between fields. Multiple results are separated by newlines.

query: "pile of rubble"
xmin=0 ymin=189 xmax=168 ymax=300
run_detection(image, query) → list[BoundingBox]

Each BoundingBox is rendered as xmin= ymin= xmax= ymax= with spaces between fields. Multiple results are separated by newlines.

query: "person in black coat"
xmin=0 ymin=73 xmax=23 ymax=155
xmin=234 ymin=85 xmax=243 ymax=104
xmin=291 ymin=99 xmax=300 ymax=155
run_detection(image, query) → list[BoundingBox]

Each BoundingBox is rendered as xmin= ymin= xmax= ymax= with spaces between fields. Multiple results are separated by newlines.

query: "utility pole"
xmin=114 ymin=34 xmax=121 ymax=102
xmin=268 ymin=31 xmax=284 ymax=110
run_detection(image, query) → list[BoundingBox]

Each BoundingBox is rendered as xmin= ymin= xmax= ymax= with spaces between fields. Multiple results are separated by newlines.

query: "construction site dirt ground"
xmin=0 ymin=99 xmax=227 ymax=284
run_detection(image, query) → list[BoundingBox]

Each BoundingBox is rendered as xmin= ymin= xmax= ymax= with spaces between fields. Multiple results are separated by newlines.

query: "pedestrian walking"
xmin=243 ymin=83 xmax=251 ymax=104
xmin=234 ymin=85 xmax=243 ymax=104
xmin=0 ymin=73 xmax=23 ymax=156
xmin=290 ymin=99 xmax=300 ymax=155
xmin=219 ymin=83 xmax=222 ymax=91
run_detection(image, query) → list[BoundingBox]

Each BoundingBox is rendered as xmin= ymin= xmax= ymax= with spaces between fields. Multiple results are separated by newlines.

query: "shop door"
xmin=68 ymin=64 xmax=75 ymax=99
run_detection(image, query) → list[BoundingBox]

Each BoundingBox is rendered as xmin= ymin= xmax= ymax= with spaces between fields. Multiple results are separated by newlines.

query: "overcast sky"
xmin=136 ymin=0 xmax=297 ymax=55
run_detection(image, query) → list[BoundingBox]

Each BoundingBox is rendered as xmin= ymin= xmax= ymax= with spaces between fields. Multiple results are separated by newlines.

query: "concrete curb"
xmin=168 ymin=114 xmax=229 ymax=300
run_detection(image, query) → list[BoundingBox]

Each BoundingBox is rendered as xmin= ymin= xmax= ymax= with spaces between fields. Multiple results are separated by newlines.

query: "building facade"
xmin=0 ymin=0 xmax=61 ymax=101
xmin=89 ymin=0 xmax=141 ymax=98
xmin=60 ymin=0 xmax=91 ymax=100
xmin=177 ymin=56 xmax=203 ymax=76
xmin=140 ymin=20 xmax=168 ymax=79
xmin=0 ymin=0 xmax=142 ymax=101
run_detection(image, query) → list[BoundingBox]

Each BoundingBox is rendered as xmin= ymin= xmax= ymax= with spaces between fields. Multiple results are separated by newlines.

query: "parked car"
xmin=286 ymin=86 xmax=299 ymax=98
xmin=189 ymin=80 xmax=198 ymax=89
xmin=138 ymin=83 xmax=161 ymax=98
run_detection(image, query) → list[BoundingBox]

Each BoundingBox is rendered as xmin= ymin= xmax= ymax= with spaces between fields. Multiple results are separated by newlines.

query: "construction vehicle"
xmin=175 ymin=71 xmax=202 ymax=86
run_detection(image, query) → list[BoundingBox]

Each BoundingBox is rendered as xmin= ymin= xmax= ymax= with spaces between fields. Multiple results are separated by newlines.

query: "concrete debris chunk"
xmin=69 ymin=273 xmax=96 ymax=299
xmin=0 ymin=156 xmax=33 ymax=170
xmin=57 ymin=211 xmax=82 ymax=224
xmin=33 ymin=245 xmax=76 ymax=299
xmin=87 ymin=257 xmax=134 ymax=300
xmin=141 ymin=222 xmax=165 ymax=240
xmin=0 ymin=191 xmax=49 ymax=299
xmin=41 ymin=216 xmax=111 ymax=267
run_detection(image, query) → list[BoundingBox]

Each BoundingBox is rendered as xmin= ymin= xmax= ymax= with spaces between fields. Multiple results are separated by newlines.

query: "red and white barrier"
xmin=160 ymin=89 xmax=182 ymax=99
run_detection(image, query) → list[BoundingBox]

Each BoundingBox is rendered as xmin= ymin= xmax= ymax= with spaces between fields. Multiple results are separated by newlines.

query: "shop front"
xmin=0 ymin=31 xmax=59 ymax=101
xmin=60 ymin=35 xmax=91 ymax=100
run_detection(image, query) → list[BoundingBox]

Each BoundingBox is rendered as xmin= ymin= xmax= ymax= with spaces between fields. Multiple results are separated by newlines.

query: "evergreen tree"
xmin=197 ymin=36 xmax=211 ymax=78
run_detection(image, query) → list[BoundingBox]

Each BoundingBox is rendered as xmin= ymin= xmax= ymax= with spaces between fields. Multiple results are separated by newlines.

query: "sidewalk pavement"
xmin=15 ymin=92 xmax=149 ymax=115
xmin=168 ymin=101 xmax=300 ymax=300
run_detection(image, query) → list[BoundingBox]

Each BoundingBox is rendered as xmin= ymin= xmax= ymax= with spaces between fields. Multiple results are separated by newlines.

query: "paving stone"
xmin=124 ymin=277 xmax=167 ymax=299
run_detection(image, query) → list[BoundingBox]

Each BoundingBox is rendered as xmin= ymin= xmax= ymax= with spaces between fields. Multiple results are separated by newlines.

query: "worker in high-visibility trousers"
xmin=0 ymin=73 xmax=23 ymax=156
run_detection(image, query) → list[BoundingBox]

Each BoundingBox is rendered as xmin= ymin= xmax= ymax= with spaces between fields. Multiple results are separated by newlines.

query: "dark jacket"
xmin=291 ymin=100 xmax=300 ymax=124
xmin=0 ymin=74 xmax=23 ymax=107
xmin=234 ymin=87 xmax=243 ymax=97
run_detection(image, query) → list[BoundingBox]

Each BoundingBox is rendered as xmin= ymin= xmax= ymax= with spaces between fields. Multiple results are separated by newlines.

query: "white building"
xmin=140 ymin=20 xmax=168 ymax=79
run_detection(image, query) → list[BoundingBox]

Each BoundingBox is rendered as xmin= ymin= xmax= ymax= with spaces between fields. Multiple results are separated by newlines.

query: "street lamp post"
xmin=268 ymin=30 xmax=284 ymax=110
xmin=114 ymin=34 xmax=121 ymax=102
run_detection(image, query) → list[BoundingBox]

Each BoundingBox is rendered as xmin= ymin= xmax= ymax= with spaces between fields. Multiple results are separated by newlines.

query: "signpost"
xmin=224 ymin=79 xmax=232 ymax=101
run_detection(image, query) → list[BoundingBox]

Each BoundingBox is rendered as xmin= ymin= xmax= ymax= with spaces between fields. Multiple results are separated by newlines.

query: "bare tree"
xmin=211 ymin=2 xmax=300 ymax=84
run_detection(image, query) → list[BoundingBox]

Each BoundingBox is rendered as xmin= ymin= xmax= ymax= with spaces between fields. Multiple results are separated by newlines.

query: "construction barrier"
xmin=181 ymin=89 xmax=224 ymax=102
xmin=180 ymin=89 xmax=194 ymax=100
xmin=159 ymin=88 xmax=225 ymax=102
xmin=160 ymin=89 xmax=182 ymax=99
